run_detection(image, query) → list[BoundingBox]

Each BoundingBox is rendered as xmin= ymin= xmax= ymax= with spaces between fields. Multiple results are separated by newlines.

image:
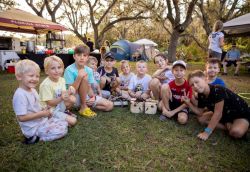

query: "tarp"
xmin=223 ymin=13 xmax=250 ymax=36
xmin=134 ymin=39 xmax=158 ymax=46
xmin=0 ymin=8 xmax=67 ymax=34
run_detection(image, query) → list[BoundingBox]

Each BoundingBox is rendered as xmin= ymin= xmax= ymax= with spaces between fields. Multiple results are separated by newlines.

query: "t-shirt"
xmin=210 ymin=77 xmax=226 ymax=87
xmin=128 ymin=74 xmax=152 ymax=93
xmin=94 ymin=71 xmax=101 ymax=83
xmin=208 ymin=31 xmax=224 ymax=53
xmin=119 ymin=72 xmax=135 ymax=89
xmin=168 ymin=80 xmax=192 ymax=103
xmin=226 ymin=49 xmax=240 ymax=61
xmin=97 ymin=66 xmax=119 ymax=78
xmin=161 ymin=69 xmax=175 ymax=84
xmin=39 ymin=77 xmax=66 ymax=107
xmin=13 ymin=88 xmax=47 ymax=138
xmin=198 ymin=85 xmax=249 ymax=117
xmin=64 ymin=63 xmax=94 ymax=87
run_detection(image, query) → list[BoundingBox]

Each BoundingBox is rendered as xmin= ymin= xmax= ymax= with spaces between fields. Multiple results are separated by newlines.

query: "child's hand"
xmin=61 ymin=91 xmax=69 ymax=101
xmin=78 ymin=69 xmax=87 ymax=79
xmin=141 ymin=93 xmax=148 ymax=100
xmin=86 ymin=96 xmax=96 ymax=106
xmin=135 ymin=91 xmax=142 ymax=99
xmin=106 ymin=76 xmax=111 ymax=83
xmin=197 ymin=131 xmax=210 ymax=141
xmin=162 ymin=109 xmax=174 ymax=118
xmin=42 ymin=108 xmax=52 ymax=118
xmin=181 ymin=90 xmax=190 ymax=105
xmin=68 ymin=86 xmax=76 ymax=95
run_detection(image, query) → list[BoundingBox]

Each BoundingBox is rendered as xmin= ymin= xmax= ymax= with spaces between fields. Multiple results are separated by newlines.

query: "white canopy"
xmin=134 ymin=39 xmax=158 ymax=46
xmin=223 ymin=13 xmax=250 ymax=36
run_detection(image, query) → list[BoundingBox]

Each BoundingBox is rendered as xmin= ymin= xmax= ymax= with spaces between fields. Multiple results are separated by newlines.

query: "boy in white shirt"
xmin=13 ymin=59 xmax=68 ymax=144
xmin=128 ymin=60 xmax=151 ymax=100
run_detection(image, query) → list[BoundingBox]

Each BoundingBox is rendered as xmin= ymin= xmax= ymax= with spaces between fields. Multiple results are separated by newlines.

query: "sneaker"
xmin=159 ymin=114 xmax=167 ymax=121
xmin=23 ymin=136 xmax=40 ymax=144
xmin=78 ymin=108 xmax=97 ymax=118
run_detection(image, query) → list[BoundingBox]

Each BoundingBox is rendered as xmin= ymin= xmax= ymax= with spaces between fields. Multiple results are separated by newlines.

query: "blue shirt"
xmin=210 ymin=77 xmax=226 ymax=87
xmin=226 ymin=49 xmax=240 ymax=61
xmin=64 ymin=63 xmax=94 ymax=87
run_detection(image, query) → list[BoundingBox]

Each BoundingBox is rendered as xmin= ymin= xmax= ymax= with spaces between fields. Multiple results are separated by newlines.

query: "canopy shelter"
xmin=223 ymin=13 xmax=250 ymax=36
xmin=0 ymin=8 xmax=67 ymax=34
xmin=133 ymin=38 xmax=158 ymax=46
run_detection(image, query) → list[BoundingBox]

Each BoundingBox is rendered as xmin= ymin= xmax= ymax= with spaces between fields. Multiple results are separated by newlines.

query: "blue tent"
xmin=110 ymin=40 xmax=141 ymax=61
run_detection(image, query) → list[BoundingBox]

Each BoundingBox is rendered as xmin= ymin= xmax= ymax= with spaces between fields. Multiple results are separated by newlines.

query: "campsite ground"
xmin=0 ymin=62 xmax=249 ymax=171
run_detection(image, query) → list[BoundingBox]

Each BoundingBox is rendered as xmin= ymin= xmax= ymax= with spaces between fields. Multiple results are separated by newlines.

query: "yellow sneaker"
xmin=78 ymin=108 xmax=97 ymax=118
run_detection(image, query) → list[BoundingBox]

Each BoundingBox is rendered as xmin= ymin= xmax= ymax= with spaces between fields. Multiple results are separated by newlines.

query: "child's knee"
xmin=106 ymin=100 xmax=114 ymax=111
xmin=67 ymin=116 xmax=77 ymax=126
xmin=150 ymin=78 xmax=160 ymax=88
xmin=229 ymin=128 xmax=246 ymax=138
xmin=178 ymin=113 xmax=188 ymax=124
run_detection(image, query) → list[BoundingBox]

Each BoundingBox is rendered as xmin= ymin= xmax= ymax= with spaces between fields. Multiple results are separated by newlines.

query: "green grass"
xmin=0 ymin=62 xmax=250 ymax=171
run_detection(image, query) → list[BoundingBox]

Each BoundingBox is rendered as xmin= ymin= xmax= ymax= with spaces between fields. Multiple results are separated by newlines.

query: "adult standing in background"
xmin=208 ymin=20 xmax=224 ymax=60
xmin=104 ymin=40 xmax=111 ymax=52
xmin=86 ymin=38 xmax=94 ymax=52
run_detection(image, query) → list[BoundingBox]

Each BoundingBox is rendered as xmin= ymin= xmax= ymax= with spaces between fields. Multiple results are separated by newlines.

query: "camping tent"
xmin=110 ymin=40 xmax=141 ymax=61
xmin=0 ymin=8 xmax=67 ymax=34
xmin=133 ymin=39 xmax=158 ymax=59
xmin=223 ymin=13 xmax=250 ymax=36
xmin=134 ymin=39 xmax=158 ymax=46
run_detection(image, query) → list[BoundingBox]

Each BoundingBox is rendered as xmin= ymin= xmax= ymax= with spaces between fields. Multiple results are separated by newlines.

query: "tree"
xmin=44 ymin=0 xmax=63 ymax=22
xmin=25 ymin=0 xmax=46 ymax=17
xmin=0 ymin=0 xmax=16 ymax=11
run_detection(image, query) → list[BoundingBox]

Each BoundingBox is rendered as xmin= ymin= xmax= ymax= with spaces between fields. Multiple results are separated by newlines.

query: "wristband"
xmin=204 ymin=127 xmax=212 ymax=135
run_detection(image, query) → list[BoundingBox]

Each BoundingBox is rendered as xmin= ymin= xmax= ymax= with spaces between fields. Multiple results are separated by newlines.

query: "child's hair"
xmin=15 ymin=59 xmax=40 ymax=75
xmin=136 ymin=60 xmax=147 ymax=67
xmin=213 ymin=20 xmax=223 ymax=32
xmin=87 ymin=56 xmax=98 ymax=64
xmin=44 ymin=55 xmax=64 ymax=73
xmin=206 ymin=58 xmax=221 ymax=67
xmin=120 ymin=60 xmax=130 ymax=68
xmin=187 ymin=70 xmax=205 ymax=82
xmin=100 ymin=46 xmax=106 ymax=54
xmin=153 ymin=53 xmax=167 ymax=64
xmin=74 ymin=45 xmax=90 ymax=55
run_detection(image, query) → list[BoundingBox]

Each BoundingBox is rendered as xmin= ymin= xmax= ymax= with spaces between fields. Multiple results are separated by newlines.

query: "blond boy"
xmin=39 ymin=56 xmax=77 ymax=126
xmin=128 ymin=60 xmax=151 ymax=100
xmin=13 ymin=59 xmax=68 ymax=144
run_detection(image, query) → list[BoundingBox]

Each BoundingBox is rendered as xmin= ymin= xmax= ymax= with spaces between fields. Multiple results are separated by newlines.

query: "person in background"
xmin=222 ymin=43 xmax=241 ymax=76
xmin=104 ymin=40 xmax=111 ymax=52
xmin=208 ymin=20 xmax=224 ymax=60
xmin=100 ymin=46 xmax=107 ymax=66
xmin=86 ymin=38 xmax=94 ymax=52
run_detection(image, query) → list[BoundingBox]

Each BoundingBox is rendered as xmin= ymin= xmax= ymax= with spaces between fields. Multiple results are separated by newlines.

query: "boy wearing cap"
xmin=222 ymin=43 xmax=241 ymax=76
xmin=64 ymin=45 xmax=113 ymax=118
xmin=97 ymin=52 xmax=121 ymax=97
xmin=160 ymin=60 xmax=192 ymax=124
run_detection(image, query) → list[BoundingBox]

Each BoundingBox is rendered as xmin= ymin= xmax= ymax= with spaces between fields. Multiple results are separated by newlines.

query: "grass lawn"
xmin=0 ymin=62 xmax=250 ymax=171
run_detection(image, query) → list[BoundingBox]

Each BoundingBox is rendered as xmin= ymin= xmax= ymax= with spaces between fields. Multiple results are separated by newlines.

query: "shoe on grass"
xmin=159 ymin=114 xmax=167 ymax=121
xmin=78 ymin=108 xmax=97 ymax=118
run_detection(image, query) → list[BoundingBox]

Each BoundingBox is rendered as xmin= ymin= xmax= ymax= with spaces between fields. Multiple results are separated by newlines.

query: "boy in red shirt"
xmin=160 ymin=60 xmax=192 ymax=124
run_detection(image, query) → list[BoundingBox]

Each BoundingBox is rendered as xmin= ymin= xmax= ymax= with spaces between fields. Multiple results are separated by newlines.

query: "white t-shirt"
xmin=119 ymin=72 xmax=135 ymax=89
xmin=208 ymin=31 xmax=224 ymax=53
xmin=13 ymin=88 xmax=47 ymax=138
xmin=128 ymin=74 xmax=152 ymax=93
xmin=162 ymin=70 xmax=175 ymax=84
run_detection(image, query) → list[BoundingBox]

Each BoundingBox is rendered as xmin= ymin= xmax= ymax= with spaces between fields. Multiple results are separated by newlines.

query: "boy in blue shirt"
xmin=206 ymin=58 xmax=226 ymax=87
xmin=64 ymin=45 xmax=113 ymax=118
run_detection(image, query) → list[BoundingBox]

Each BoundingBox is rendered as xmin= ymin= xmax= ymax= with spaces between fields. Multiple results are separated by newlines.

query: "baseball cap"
xmin=104 ymin=52 xmax=115 ymax=60
xmin=172 ymin=60 xmax=186 ymax=69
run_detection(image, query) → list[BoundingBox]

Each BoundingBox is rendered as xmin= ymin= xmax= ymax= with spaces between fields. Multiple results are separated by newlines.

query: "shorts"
xmin=219 ymin=107 xmax=250 ymax=124
xmin=169 ymin=98 xmax=189 ymax=119
xmin=75 ymin=94 xmax=102 ymax=108
xmin=208 ymin=49 xmax=222 ymax=60
xmin=225 ymin=60 xmax=237 ymax=67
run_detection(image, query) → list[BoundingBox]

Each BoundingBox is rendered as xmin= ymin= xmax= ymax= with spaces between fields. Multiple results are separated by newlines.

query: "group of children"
xmin=13 ymin=45 xmax=249 ymax=144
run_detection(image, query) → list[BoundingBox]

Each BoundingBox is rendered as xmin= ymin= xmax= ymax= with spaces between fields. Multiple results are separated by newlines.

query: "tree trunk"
xmin=168 ymin=29 xmax=180 ymax=62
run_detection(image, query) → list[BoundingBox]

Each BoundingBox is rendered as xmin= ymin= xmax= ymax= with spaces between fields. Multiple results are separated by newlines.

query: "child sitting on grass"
xmin=183 ymin=70 xmax=249 ymax=141
xmin=87 ymin=56 xmax=102 ymax=97
xmin=39 ymin=56 xmax=77 ymax=126
xmin=13 ymin=59 xmax=68 ymax=144
xmin=205 ymin=58 xmax=226 ymax=87
xmin=128 ymin=60 xmax=151 ymax=100
xmin=149 ymin=53 xmax=175 ymax=100
xmin=119 ymin=60 xmax=135 ymax=100
xmin=64 ymin=45 xmax=113 ymax=118
xmin=160 ymin=60 xmax=192 ymax=124
xmin=97 ymin=52 xmax=121 ymax=97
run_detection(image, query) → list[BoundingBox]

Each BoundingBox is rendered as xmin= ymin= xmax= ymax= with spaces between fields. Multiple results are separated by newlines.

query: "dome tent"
xmin=110 ymin=40 xmax=141 ymax=61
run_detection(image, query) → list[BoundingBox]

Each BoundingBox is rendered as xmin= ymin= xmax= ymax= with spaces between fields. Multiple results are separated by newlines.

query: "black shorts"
xmin=220 ymin=107 xmax=250 ymax=124
xmin=169 ymin=98 xmax=189 ymax=119
xmin=226 ymin=60 xmax=237 ymax=67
